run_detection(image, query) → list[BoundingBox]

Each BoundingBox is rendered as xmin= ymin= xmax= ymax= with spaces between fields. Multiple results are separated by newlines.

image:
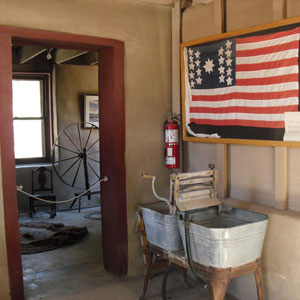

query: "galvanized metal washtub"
xmin=140 ymin=202 xmax=183 ymax=252
xmin=178 ymin=205 xmax=269 ymax=268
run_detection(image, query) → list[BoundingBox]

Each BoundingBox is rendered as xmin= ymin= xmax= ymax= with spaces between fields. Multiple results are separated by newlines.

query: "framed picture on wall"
xmin=84 ymin=94 xmax=99 ymax=128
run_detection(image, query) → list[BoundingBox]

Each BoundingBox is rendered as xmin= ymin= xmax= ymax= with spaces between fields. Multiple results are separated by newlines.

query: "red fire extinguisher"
xmin=164 ymin=113 xmax=180 ymax=169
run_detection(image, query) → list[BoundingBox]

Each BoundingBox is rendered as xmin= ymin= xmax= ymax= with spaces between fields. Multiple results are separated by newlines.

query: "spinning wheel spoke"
xmin=72 ymin=159 xmax=82 ymax=187
xmin=54 ymin=155 xmax=78 ymax=164
xmin=55 ymin=144 xmax=79 ymax=155
xmin=77 ymin=122 xmax=83 ymax=151
xmin=84 ymin=125 xmax=94 ymax=149
xmin=88 ymin=150 xmax=100 ymax=155
xmin=64 ymin=129 xmax=81 ymax=153
xmin=61 ymin=158 xmax=81 ymax=178
xmin=87 ymin=138 xmax=99 ymax=151
xmin=88 ymin=157 xmax=100 ymax=164
xmin=52 ymin=122 xmax=100 ymax=189
xmin=88 ymin=161 xmax=101 ymax=179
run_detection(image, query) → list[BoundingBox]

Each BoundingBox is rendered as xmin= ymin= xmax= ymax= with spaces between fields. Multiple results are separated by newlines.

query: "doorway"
xmin=0 ymin=26 xmax=127 ymax=300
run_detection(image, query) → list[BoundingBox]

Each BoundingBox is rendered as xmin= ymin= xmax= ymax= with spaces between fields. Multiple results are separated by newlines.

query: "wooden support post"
xmin=216 ymin=144 xmax=228 ymax=199
xmin=273 ymin=0 xmax=286 ymax=20
xmin=274 ymin=147 xmax=288 ymax=210
xmin=172 ymin=0 xmax=181 ymax=116
xmin=172 ymin=0 xmax=184 ymax=172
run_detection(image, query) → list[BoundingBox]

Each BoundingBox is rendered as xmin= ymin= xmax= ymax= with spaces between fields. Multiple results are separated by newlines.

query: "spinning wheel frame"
xmin=51 ymin=122 xmax=100 ymax=191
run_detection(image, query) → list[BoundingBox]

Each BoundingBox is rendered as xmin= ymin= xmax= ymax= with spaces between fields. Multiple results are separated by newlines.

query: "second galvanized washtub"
xmin=178 ymin=205 xmax=269 ymax=268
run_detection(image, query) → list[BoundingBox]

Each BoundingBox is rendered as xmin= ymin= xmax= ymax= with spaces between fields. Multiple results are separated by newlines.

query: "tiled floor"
xmin=20 ymin=208 xmax=236 ymax=300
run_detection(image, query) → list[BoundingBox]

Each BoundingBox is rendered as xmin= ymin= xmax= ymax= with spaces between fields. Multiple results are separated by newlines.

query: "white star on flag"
xmin=188 ymin=49 xmax=193 ymax=55
xmin=218 ymin=56 xmax=225 ymax=65
xmin=219 ymin=74 xmax=225 ymax=83
xmin=225 ymin=49 xmax=232 ymax=57
xmin=226 ymin=57 xmax=232 ymax=66
xmin=225 ymin=40 xmax=232 ymax=49
xmin=196 ymin=77 xmax=202 ymax=84
xmin=194 ymin=50 xmax=201 ymax=58
xmin=226 ymin=76 xmax=233 ymax=86
xmin=218 ymin=46 xmax=224 ymax=56
xmin=203 ymin=58 xmax=214 ymax=74
xmin=189 ymin=55 xmax=193 ymax=62
xmin=195 ymin=60 xmax=201 ymax=67
xmin=190 ymin=81 xmax=195 ymax=88
xmin=189 ymin=72 xmax=195 ymax=79
xmin=227 ymin=67 xmax=233 ymax=76
xmin=218 ymin=65 xmax=225 ymax=74
xmin=189 ymin=62 xmax=195 ymax=70
xmin=196 ymin=68 xmax=202 ymax=76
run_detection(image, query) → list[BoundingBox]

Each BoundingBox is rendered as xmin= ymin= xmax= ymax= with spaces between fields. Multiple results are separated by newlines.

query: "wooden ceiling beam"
xmin=17 ymin=46 xmax=47 ymax=64
xmin=55 ymin=49 xmax=88 ymax=64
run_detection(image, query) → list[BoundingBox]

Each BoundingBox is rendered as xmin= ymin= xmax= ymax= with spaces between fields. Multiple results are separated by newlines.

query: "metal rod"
xmin=87 ymin=138 xmax=99 ymax=151
xmin=64 ymin=129 xmax=81 ymax=152
xmin=88 ymin=150 xmax=100 ymax=155
xmin=55 ymin=144 xmax=79 ymax=155
xmin=84 ymin=125 xmax=94 ymax=149
xmin=53 ymin=155 xmax=78 ymax=164
xmin=61 ymin=158 xmax=80 ymax=178
xmin=87 ymin=157 xmax=100 ymax=164
xmin=87 ymin=161 xmax=101 ymax=179
xmin=83 ymin=148 xmax=91 ymax=199
xmin=72 ymin=159 xmax=82 ymax=187
xmin=77 ymin=122 xmax=83 ymax=151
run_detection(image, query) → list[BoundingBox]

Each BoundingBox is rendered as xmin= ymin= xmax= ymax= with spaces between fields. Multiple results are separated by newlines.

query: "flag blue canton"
xmin=187 ymin=39 xmax=236 ymax=90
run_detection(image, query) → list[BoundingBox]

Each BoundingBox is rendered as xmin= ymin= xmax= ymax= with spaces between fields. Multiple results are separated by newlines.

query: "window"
xmin=12 ymin=73 xmax=52 ymax=164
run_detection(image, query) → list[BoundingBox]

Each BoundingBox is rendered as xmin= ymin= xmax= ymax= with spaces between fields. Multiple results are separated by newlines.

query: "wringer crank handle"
xmin=142 ymin=174 xmax=170 ymax=205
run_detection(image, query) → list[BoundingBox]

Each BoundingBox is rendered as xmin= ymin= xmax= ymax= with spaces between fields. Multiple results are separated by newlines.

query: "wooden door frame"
xmin=0 ymin=25 xmax=127 ymax=300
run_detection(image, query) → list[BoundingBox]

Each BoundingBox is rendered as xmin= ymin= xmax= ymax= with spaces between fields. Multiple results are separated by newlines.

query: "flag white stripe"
xmin=191 ymin=82 xmax=298 ymax=96
xmin=236 ymin=33 xmax=299 ymax=51
xmin=236 ymin=65 xmax=298 ymax=79
xmin=190 ymin=112 xmax=284 ymax=121
xmin=189 ymin=98 xmax=298 ymax=108
xmin=236 ymin=49 xmax=298 ymax=64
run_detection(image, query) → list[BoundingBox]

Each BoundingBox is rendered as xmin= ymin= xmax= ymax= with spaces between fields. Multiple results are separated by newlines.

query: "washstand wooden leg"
xmin=140 ymin=250 xmax=153 ymax=300
xmin=209 ymin=276 xmax=230 ymax=300
xmin=254 ymin=263 xmax=264 ymax=300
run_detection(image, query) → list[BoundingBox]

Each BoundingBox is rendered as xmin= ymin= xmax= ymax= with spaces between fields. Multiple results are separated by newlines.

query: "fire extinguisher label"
xmin=167 ymin=148 xmax=173 ymax=156
xmin=165 ymin=129 xmax=178 ymax=143
xmin=166 ymin=157 xmax=175 ymax=165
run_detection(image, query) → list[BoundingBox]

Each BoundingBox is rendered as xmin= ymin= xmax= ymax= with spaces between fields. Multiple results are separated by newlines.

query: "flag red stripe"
xmin=190 ymin=105 xmax=298 ymax=114
xmin=236 ymin=28 xmax=299 ymax=44
xmin=236 ymin=57 xmax=298 ymax=71
xmin=236 ymin=73 xmax=298 ymax=86
xmin=190 ymin=118 xmax=284 ymax=128
xmin=191 ymin=90 xmax=298 ymax=101
xmin=236 ymin=40 xmax=298 ymax=57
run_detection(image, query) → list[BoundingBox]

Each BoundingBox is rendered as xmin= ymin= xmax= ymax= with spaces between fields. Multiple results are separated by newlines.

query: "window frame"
xmin=13 ymin=72 xmax=53 ymax=165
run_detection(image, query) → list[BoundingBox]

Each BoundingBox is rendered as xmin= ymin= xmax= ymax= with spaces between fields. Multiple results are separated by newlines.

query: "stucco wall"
xmin=0 ymin=0 xmax=172 ymax=292
xmin=182 ymin=0 xmax=300 ymax=299
xmin=16 ymin=64 xmax=100 ymax=212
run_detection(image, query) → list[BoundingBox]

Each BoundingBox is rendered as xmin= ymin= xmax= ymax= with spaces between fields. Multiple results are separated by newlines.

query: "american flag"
xmin=185 ymin=28 xmax=300 ymax=139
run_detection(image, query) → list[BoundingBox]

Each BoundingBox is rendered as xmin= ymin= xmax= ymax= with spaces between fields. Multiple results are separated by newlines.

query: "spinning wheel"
xmin=51 ymin=122 xmax=100 ymax=193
